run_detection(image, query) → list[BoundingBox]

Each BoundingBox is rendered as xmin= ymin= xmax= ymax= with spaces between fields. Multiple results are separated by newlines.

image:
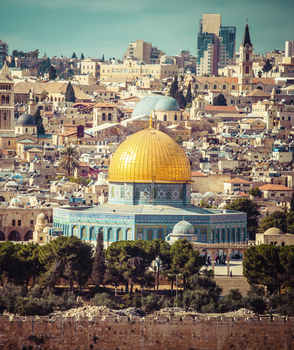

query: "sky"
xmin=1 ymin=0 xmax=294 ymax=60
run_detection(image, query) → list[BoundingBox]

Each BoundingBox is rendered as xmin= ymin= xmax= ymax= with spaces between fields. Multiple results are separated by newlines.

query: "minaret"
xmin=28 ymin=88 xmax=37 ymax=115
xmin=0 ymin=61 xmax=15 ymax=132
xmin=238 ymin=23 xmax=254 ymax=95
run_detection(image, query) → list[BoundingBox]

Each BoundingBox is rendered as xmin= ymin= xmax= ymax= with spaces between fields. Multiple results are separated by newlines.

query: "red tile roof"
xmin=205 ymin=106 xmax=238 ymax=112
xmin=259 ymin=184 xmax=293 ymax=191
xmin=224 ymin=178 xmax=251 ymax=184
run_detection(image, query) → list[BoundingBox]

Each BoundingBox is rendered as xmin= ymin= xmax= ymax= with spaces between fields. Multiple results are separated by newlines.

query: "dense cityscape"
xmin=1 ymin=10 xmax=294 ymax=349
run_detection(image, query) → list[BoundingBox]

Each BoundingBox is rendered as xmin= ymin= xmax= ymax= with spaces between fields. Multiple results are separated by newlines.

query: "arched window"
xmin=3 ymin=113 xmax=6 ymax=121
xmin=174 ymin=115 xmax=177 ymax=121
xmin=138 ymin=229 xmax=143 ymax=240
xmin=2 ymin=95 xmax=5 ymax=103
xmin=236 ymin=228 xmax=240 ymax=243
xmin=231 ymin=228 xmax=235 ymax=243
xmin=226 ymin=229 xmax=229 ymax=242
xmin=232 ymin=85 xmax=236 ymax=90
xmin=24 ymin=230 xmax=33 ymax=241
xmin=164 ymin=114 xmax=167 ymax=121
xmin=81 ymin=226 xmax=87 ymax=239
xmin=157 ymin=229 xmax=163 ymax=240
xmin=89 ymin=227 xmax=95 ymax=240
xmin=102 ymin=113 xmax=106 ymax=121
xmin=72 ymin=226 xmax=78 ymax=236
xmin=211 ymin=229 xmax=214 ymax=243
xmin=108 ymin=113 xmax=112 ymax=121
xmin=246 ymin=53 xmax=250 ymax=61
xmin=245 ymin=66 xmax=249 ymax=74
xmin=221 ymin=229 xmax=225 ymax=242
xmin=127 ymin=229 xmax=132 ymax=240
xmin=147 ymin=229 xmax=153 ymax=241
xmin=118 ymin=228 xmax=123 ymax=240
xmin=108 ymin=228 xmax=113 ymax=240
xmin=9 ymin=231 xmax=21 ymax=241
xmin=6 ymin=96 xmax=9 ymax=104
xmin=54 ymin=97 xmax=57 ymax=102
xmin=0 ymin=231 xmax=4 ymax=241
xmin=216 ymin=229 xmax=220 ymax=243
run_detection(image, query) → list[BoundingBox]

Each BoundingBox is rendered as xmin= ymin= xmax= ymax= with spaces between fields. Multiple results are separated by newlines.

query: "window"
xmin=245 ymin=66 xmax=249 ymax=74
xmin=30 ymin=220 xmax=34 ymax=227
xmin=174 ymin=115 xmax=177 ymax=121
xmin=223 ymin=85 xmax=226 ymax=89
xmin=118 ymin=228 xmax=123 ymax=240
xmin=147 ymin=229 xmax=152 ymax=240
xmin=12 ymin=219 xmax=15 ymax=226
xmin=18 ymin=220 xmax=21 ymax=226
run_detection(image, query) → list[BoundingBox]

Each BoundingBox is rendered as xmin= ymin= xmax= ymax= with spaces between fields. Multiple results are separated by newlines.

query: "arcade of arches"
xmin=192 ymin=243 xmax=248 ymax=277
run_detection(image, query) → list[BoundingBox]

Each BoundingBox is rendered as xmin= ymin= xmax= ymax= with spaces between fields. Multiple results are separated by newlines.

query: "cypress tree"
xmin=169 ymin=75 xmax=178 ymax=98
xmin=49 ymin=65 xmax=57 ymax=80
xmin=65 ymin=82 xmax=76 ymax=103
xmin=81 ymin=53 xmax=84 ymax=60
xmin=102 ymin=54 xmax=105 ymax=63
xmin=91 ymin=231 xmax=106 ymax=287
xmin=175 ymin=89 xmax=186 ymax=109
xmin=33 ymin=109 xmax=45 ymax=134
xmin=213 ymin=93 xmax=227 ymax=106
xmin=185 ymin=82 xmax=192 ymax=105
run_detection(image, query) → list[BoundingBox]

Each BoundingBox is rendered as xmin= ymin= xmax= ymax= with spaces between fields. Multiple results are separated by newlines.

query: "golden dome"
xmin=108 ymin=128 xmax=191 ymax=183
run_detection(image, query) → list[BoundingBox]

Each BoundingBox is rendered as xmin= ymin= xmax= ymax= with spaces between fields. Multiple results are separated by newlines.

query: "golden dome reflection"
xmin=108 ymin=128 xmax=191 ymax=183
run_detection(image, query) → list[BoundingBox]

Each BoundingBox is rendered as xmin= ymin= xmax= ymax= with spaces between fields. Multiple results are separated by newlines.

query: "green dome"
xmin=154 ymin=96 xmax=180 ymax=112
xmin=131 ymin=94 xmax=164 ymax=118
xmin=15 ymin=113 xmax=36 ymax=126
xmin=172 ymin=220 xmax=195 ymax=235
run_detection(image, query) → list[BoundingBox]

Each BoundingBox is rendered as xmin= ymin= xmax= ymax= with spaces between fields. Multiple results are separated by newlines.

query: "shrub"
xmin=244 ymin=294 xmax=267 ymax=314
xmin=92 ymin=293 xmax=117 ymax=309
xmin=0 ymin=284 xmax=27 ymax=313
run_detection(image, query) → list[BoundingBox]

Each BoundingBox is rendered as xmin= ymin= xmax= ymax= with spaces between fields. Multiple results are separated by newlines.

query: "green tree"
xmin=249 ymin=187 xmax=262 ymax=198
xmin=175 ymin=134 xmax=182 ymax=144
xmin=9 ymin=57 xmax=16 ymax=68
xmin=258 ymin=211 xmax=287 ymax=233
xmin=224 ymin=199 xmax=260 ymax=240
xmin=169 ymin=75 xmax=178 ymax=98
xmin=33 ymin=109 xmax=45 ymax=134
xmin=102 ymin=54 xmax=105 ymax=62
xmin=81 ymin=53 xmax=84 ymax=60
xmin=169 ymin=239 xmax=202 ymax=290
xmin=279 ymin=246 xmax=294 ymax=288
xmin=243 ymin=245 xmax=284 ymax=293
xmin=151 ymin=239 xmax=171 ymax=292
xmin=39 ymin=236 xmax=93 ymax=291
xmin=213 ymin=93 xmax=227 ymax=106
xmin=91 ymin=231 xmax=106 ymax=287
xmin=175 ymin=89 xmax=186 ymax=109
xmin=290 ymin=192 xmax=294 ymax=212
xmin=49 ymin=65 xmax=57 ymax=80
xmin=72 ymin=52 xmax=77 ymax=59
xmin=58 ymin=146 xmax=80 ymax=177
xmin=65 ymin=81 xmax=76 ymax=103
xmin=185 ymin=82 xmax=192 ymax=106
xmin=0 ymin=242 xmax=22 ymax=285
xmin=262 ymin=59 xmax=273 ymax=73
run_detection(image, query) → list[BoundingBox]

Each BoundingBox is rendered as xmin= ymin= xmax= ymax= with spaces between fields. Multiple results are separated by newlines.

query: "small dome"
xmin=154 ymin=96 xmax=180 ymax=112
xmin=42 ymin=226 xmax=50 ymax=233
xmin=131 ymin=94 xmax=164 ymax=118
xmin=10 ymin=197 xmax=18 ymax=203
xmin=15 ymin=113 xmax=36 ymax=126
xmin=172 ymin=221 xmax=195 ymax=235
xmin=6 ymin=181 xmax=18 ymax=187
xmin=264 ymin=227 xmax=284 ymax=235
xmin=36 ymin=212 xmax=47 ymax=225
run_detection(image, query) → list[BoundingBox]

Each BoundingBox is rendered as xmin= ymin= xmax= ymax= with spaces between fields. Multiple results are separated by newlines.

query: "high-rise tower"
xmin=0 ymin=61 xmax=14 ymax=133
xmin=238 ymin=23 xmax=253 ymax=95
xmin=197 ymin=14 xmax=236 ymax=76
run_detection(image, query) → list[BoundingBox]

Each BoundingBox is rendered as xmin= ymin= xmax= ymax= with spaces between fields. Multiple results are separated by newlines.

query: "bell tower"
xmin=238 ymin=23 xmax=253 ymax=95
xmin=0 ymin=61 xmax=14 ymax=132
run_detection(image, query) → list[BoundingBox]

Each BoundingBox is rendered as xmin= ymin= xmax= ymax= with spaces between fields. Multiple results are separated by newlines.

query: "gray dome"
xmin=131 ymin=94 xmax=164 ymax=118
xmin=172 ymin=220 xmax=195 ymax=235
xmin=15 ymin=113 xmax=36 ymax=126
xmin=264 ymin=227 xmax=284 ymax=235
xmin=154 ymin=96 xmax=180 ymax=112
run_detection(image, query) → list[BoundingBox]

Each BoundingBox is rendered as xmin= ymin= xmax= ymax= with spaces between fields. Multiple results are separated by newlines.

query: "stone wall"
xmin=0 ymin=315 xmax=292 ymax=350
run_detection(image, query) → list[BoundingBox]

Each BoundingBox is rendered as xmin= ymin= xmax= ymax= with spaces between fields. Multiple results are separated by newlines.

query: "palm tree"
xmin=58 ymin=146 xmax=80 ymax=177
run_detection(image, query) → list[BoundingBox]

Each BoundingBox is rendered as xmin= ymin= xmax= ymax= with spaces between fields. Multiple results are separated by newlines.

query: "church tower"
xmin=0 ymin=61 xmax=14 ymax=133
xmin=28 ymin=88 xmax=37 ymax=116
xmin=238 ymin=23 xmax=253 ymax=95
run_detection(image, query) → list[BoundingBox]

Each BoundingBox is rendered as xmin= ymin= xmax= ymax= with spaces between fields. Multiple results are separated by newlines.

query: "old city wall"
xmin=0 ymin=315 xmax=292 ymax=350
